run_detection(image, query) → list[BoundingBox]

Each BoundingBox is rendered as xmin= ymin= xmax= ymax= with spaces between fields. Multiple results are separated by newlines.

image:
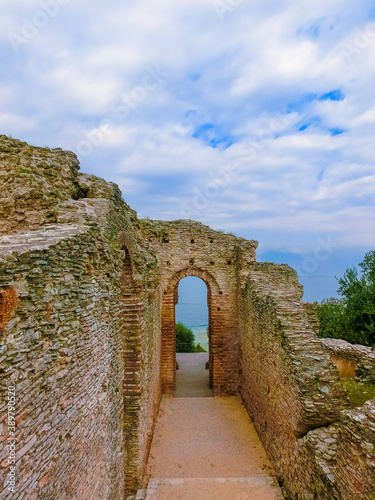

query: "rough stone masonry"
xmin=0 ymin=134 xmax=374 ymax=500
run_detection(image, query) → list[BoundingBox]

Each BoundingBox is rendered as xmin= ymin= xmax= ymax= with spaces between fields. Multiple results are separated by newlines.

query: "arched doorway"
xmin=175 ymin=277 xmax=211 ymax=397
xmin=161 ymin=268 xmax=225 ymax=395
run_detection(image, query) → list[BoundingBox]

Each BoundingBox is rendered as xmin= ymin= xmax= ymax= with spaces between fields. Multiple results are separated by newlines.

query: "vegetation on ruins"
xmin=316 ymin=298 xmax=350 ymax=339
xmin=341 ymin=379 xmax=375 ymax=408
xmin=175 ymin=322 xmax=207 ymax=353
xmin=317 ymin=251 xmax=375 ymax=346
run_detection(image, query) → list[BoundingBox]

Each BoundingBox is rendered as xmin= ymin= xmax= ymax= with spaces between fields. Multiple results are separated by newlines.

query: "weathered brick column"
xmin=161 ymin=291 xmax=176 ymax=393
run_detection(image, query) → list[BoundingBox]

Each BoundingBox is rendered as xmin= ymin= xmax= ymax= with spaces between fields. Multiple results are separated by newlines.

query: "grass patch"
xmin=341 ymin=379 xmax=375 ymax=408
xmin=17 ymin=167 xmax=32 ymax=174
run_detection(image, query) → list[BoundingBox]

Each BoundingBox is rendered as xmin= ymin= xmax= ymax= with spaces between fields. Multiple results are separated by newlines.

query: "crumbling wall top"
xmin=0 ymin=135 xmax=137 ymax=236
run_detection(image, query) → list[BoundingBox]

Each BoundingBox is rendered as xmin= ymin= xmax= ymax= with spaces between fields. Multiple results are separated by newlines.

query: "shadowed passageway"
xmin=175 ymin=353 xmax=213 ymax=398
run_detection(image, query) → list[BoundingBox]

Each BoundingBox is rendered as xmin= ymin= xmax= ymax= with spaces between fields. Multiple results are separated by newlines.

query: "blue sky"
xmin=176 ymin=277 xmax=208 ymax=329
xmin=2 ymin=0 xmax=375 ymax=301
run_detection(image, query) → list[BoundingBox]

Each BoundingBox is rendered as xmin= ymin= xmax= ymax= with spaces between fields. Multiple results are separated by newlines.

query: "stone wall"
xmin=139 ymin=219 xmax=257 ymax=396
xmin=119 ymin=244 xmax=162 ymax=496
xmin=321 ymin=338 xmax=375 ymax=383
xmin=238 ymin=262 xmax=375 ymax=499
xmin=0 ymin=226 xmax=126 ymax=500
xmin=0 ymin=136 xmax=81 ymax=235
xmin=303 ymin=301 xmax=320 ymax=334
xmin=336 ymin=400 xmax=375 ymax=499
xmin=0 ymin=136 xmax=162 ymax=499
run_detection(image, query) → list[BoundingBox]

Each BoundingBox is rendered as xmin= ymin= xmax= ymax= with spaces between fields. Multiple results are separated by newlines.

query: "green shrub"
xmin=341 ymin=379 xmax=375 ymax=408
xmin=317 ymin=251 xmax=375 ymax=346
xmin=176 ymin=322 xmax=195 ymax=353
xmin=316 ymin=298 xmax=351 ymax=340
xmin=175 ymin=322 xmax=207 ymax=353
xmin=194 ymin=343 xmax=206 ymax=352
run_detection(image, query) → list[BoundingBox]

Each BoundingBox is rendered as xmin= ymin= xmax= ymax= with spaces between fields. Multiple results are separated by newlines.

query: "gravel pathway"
xmin=175 ymin=353 xmax=212 ymax=397
xmin=144 ymin=396 xmax=284 ymax=499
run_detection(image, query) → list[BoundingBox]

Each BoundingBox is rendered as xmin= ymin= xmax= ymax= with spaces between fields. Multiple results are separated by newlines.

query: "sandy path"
xmin=148 ymin=478 xmax=282 ymax=500
xmin=144 ymin=396 xmax=284 ymax=499
xmin=175 ymin=353 xmax=212 ymax=397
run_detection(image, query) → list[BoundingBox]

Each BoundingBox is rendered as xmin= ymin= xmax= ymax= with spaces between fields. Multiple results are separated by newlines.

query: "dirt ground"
xmin=152 ymin=478 xmax=282 ymax=500
xmin=145 ymin=396 xmax=283 ymax=499
xmin=175 ymin=353 xmax=212 ymax=397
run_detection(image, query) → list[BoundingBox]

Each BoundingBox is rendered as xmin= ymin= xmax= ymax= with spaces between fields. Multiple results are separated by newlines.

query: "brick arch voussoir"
xmin=166 ymin=267 xmax=220 ymax=296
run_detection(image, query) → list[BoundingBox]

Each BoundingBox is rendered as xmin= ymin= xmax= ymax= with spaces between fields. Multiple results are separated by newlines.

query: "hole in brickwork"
xmin=120 ymin=247 xmax=134 ymax=286
xmin=190 ymin=239 xmax=195 ymax=243
xmin=332 ymin=357 xmax=356 ymax=378
xmin=227 ymin=260 xmax=232 ymax=265
xmin=210 ymin=240 xmax=213 ymax=243
xmin=164 ymin=291 xmax=167 ymax=295
xmin=162 ymin=238 xmax=169 ymax=243
xmin=189 ymin=258 xmax=195 ymax=265
xmin=0 ymin=286 xmax=18 ymax=332
xmin=217 ymin=307 xmax=221 ymax=311
xmin=210 ymin=261 xmax=215 ymax=265
xmin=86 ymin=261 xmax=94 ymax=275
xmin=167 ymin=261 xmax=171 ymax=266
xmin=219 ymin=291 xmax=223 ymax=295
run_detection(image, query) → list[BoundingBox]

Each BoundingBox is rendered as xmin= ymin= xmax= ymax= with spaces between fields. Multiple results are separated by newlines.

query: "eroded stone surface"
xmin=321 ymin=338 xmax=375 ymax=383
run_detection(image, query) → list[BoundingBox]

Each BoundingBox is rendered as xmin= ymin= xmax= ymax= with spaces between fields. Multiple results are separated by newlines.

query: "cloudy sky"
xmin=2 ymin=0 xmax=375 ymax=301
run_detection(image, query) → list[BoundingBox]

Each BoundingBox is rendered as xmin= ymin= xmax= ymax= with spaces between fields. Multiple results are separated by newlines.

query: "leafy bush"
xmin=341 ymin=379 xmax=375 ymax=408
xmin=316 ymin=251 xmax=375 ymax=346
xmin=175 ymin=322 xmax=207 ymax=353
xmin=316 ymin=298 xmax=349 ymax=339
xmin=337 ymin=251 xmax=375 ymax=346
xmin=195 ymin=343 xmax=206 ymax=352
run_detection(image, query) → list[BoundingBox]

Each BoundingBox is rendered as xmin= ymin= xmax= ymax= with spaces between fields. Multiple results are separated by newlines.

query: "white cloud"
xmin=1 ymin=0 xmax=375 ymax=267
xmin=0 ymin=113 xmax=34 ymax=134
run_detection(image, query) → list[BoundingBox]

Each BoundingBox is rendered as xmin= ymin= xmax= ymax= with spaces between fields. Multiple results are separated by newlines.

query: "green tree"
xmin=175 ymin=322 xmax=208 ymax=352
xmin=194 ymin=343 xmax=207 ymax=352
xmin=337 ymin=251 xmax=375 ymax=346
xmin=316 ymin=298 xmax=349 ymax=340
xmin=175 ymin=322 xmax=196 ymax=353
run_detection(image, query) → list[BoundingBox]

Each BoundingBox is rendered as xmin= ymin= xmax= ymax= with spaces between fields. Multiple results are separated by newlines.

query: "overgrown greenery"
xmin=175 ymin=322 xmax=207 ymax=353
xmin=316 ymin=298 xmax=350 ymax=339
xmin=317 ymin=251 xmax=375 ymax=346
xmin=341 ymin=379 xmax=375 ymax=408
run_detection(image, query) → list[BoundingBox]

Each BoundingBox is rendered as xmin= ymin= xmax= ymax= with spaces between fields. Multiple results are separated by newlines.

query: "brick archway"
xmin=161 ymin=267 xmax=226 ymax=395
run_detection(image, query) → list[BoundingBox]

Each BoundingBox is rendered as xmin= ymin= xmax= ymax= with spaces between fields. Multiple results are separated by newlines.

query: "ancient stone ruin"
xmin=0 ymin=134 xmax=374 ymax=499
